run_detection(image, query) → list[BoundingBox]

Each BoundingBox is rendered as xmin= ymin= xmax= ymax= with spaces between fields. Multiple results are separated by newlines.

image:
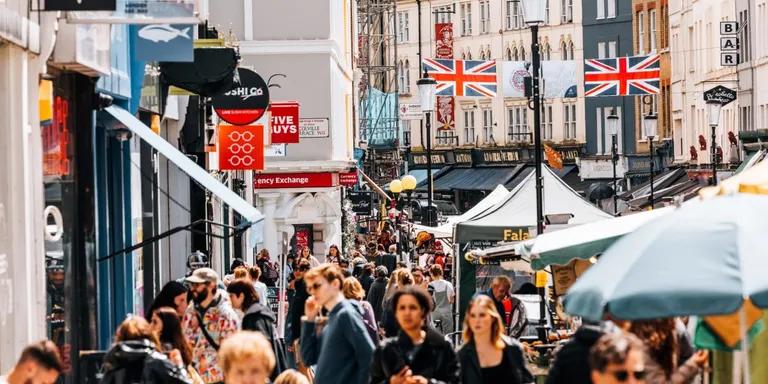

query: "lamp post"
xmin=417 ymin=70 xmax=437 ymax=226
xmin=606 ymin=110 xmax=620 ymax=215
xmin=521 ymin=0 xmax=546 ymax=236
xmin=706 ymin=99 xmax=722 ymax=186
xmin=643 ymin=113 xmax=658 ymax=208
xmin=400 ymin=175 xmax=417 ymax=258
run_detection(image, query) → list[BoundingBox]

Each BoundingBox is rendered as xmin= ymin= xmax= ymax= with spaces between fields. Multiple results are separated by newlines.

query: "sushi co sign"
xmin=213 ymin=68 xmax=271 ymax=126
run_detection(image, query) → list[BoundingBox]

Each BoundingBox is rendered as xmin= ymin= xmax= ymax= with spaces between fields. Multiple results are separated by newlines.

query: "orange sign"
xmin=545 ymin=144 xmax=564 ymax=170
xmin=218 ymin=125 xmax=264 ymax=171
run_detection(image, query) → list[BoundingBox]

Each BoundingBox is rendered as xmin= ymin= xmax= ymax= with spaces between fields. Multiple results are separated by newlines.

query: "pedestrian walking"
xmin=247 ymin=265 xmax=270 ymax=306
xmin=286 ymin=259 xmax=312 ymax=378
xmin=181 ymin=268 xmax=240 ymax=384
xmin=381 ymin=269 xmax=414 ymax=338
xmin=274 ymin=369 xmax=310 ymax=384
xmin=218 ymin=331 xmax=275 ymax=384
xmin=226 ymin=279 xmax=286 ymax=379
xmin=102 ymin=316 xmax=192 ymax=384
xmin=546 ymin=321 xmax=613 ymax=384
xmin=628 ymin=319 xmax=708 ymax=384
xmin=150 ymin=307 xmax=205 ymax=383
xmin=300 ymin=264 xmax=375 ymax=384
xmin=326 ymin=244 xmax=341 ymax=264
xmin=366 ymin=266 xmax=389 ymax=324
xmin=411 ymin=266 xmax=430 ymax=291
xmin=299 ymin=246 xmax=321 ymax=268
xmin=147 ymin=281 xmax=189 ymax=319
xmin=0 ymin=340 xmax=64 ymax=384
xmin=358 ymin=263 xmax=375 ymax=296
xmin=222 ymin=258 xmax=246 ymax=286
xmin=375 ymin=244 xmax=398 ymax=277
xmin=339 ymin=258 xmax=353 ymax=277
xmin=457 ymin=295 xmax=534 ymax=384
xmin=428 ymin=264 xmax=455 ymax=335
xmin=589 ymin=332 xmax=647 ymax=384
xmin=370 ymin=286 xmax=460 ymax=384
xmin=342 ymin=276 xmax=379 ymax=343
xmin=256 ymin=249 xmax=281 ymax=287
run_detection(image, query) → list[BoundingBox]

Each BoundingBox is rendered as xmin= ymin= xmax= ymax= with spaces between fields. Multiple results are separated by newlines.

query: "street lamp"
xmin=400 ymin=174 xmax=417 ymax=258
xmin=606 ymin=110 xmax=620 ymax=215
xmin=417 ymin=70 xmax=437 ymax=226
xmin=707 ymin=99 xmax=723 ymax=186
xmin=643 ymin=113 xmax=658 ymax=208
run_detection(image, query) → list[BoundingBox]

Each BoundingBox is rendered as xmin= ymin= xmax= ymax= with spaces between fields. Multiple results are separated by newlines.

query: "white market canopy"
xmin=455 ymin=166 xmax=612 ymax=243
xmin=411 ymin=184 xmax=509 ymax=238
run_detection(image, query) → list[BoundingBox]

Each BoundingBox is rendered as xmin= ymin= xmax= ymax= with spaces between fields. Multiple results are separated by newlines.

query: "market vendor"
xmin=477 ymin=276 xmax=528 ymax=338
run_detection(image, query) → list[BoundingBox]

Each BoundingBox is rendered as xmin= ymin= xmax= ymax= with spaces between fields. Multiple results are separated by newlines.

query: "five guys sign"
xmin=270 ymin=102 xmax=300 ymax=143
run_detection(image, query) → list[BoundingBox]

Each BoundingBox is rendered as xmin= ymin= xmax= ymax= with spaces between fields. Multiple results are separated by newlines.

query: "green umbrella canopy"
xmin=564 ymin=194 xmax=768 ymax=321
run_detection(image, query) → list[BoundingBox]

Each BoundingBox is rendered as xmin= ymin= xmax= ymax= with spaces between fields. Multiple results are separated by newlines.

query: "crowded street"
xmin=2 ymin=0 xmax=768 ymax=383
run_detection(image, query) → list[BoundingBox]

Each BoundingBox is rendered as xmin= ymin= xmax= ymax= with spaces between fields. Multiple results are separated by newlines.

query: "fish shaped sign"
xmin=133 ymin=24 xmax=193 ymax=62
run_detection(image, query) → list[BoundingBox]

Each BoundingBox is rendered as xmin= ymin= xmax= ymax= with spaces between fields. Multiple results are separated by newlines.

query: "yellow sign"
xmin=535 ymin=271 xmax=548 ymax=288
xmin=502 ymin=228 xmax=530 ymax=241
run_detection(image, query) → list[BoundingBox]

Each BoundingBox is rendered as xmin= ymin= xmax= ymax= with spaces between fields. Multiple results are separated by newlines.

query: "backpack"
xmin=258 ymin=259 xmax=280 ymax=285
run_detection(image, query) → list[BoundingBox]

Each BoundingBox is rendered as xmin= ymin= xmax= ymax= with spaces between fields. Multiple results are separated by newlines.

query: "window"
xmin=561 ymin=41 xmax=568 ymax=59
xmin=607 ymin=0 xmax=616 ymax=19
xmin=542 ymin=105 xmax=553 ymax=140
xmin=545 ymin=0 xmax=550 ymax=24
xmin=464 ymin=110 xmax=476 ymax=143
xmin=480 ymin=1 xmax=490 ymax=34
xmin=507 ymin=0 xmax=524 ymax=30
xmin=596 ymin=107 xmax=622 ymax=154
xmin=437 ymin=130 xmax=454 ymax=146
xmin=637 ymin=12 xmax=645 ymax=54
xmin=649 ymin=9 xmax=657 ymax=52
xmin=434 ymin=5 xmax=453 ymax=24
xmin=482 ymin=108 xmax=493 ymax=143
xmin=569 ymin=42 xmax=575 ymax=59
xmin=740 ymin=10 xmax=751 ymax=63
xmin=404 ymin=59 xmax=411 ymax=93
xmin=512 ymin=47 xmax=519 ymax=60
xmin=597 ymin=0 xmax=604 ymax=19
xmin=508 ymin=106 xmax=530 ymax=143
xmin=398 ymin=61 xmax=406 ymax=93
xmin=461 ymin=2 xmax=473 ymax=36
xmin=561 ymin=0 xmax=573 ymax=23
xmin=521 ymin=47 xmax=526 ymax=61
xmin=506 ymin=48 xmax=512 ymax=60
xmin=564 ymin=103 xmax=577 ymax=140
xmin=688 ymin=26 xmax=695 ymax=72
xmin=467 ymin=51 xmax=472 ymax=60
xmin=480 ymin=49 xmax=487 ymax=60
xmin=599 ymin=41 xmax=617 ymax=58
xmin=397 ymin=11 xmax=410 ymax=42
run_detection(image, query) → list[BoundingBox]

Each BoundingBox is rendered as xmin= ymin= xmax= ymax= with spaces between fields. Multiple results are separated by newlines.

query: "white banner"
xmin=502 ymin=60 xmax=578 ymax=99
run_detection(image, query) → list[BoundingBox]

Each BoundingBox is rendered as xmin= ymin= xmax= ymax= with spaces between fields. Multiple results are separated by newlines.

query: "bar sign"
xmin=720 ymin=21 xmax=739 ymax=67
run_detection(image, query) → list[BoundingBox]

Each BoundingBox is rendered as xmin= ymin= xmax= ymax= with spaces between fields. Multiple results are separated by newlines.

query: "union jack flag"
xmin=422 ymin=59 xmax=498 ymax=97
xmin=584 ymin=54 xmax=661 ymax=97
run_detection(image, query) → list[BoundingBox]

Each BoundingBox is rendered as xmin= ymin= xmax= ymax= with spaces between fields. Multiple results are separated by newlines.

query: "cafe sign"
xmin=502 ymin=227 xmax=531 ymax=242
xmin=703 ymin=85 xmax=737 ymax=106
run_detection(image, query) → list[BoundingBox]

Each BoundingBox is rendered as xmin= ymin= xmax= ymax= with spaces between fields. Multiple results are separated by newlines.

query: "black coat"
xmin=545 ymin=324 xmax=603 ymax=384
xmin=370 ymin=327 xmax=460 ymax=384
xmin=456 ymin=336 xmax=534 ymax=384
xmin=101 ymin=339 xmax=192 ymax=384
xmin=287 ymin=278 xmax=309 ymax=344
xmin=360 ymin=274 xmax=375 ymax=296
xmin=375 ymin=253 xmax=398 ymax=276
xmin=242 ymin=303 xmax=286 ymax=380
xmin=366 ymin=277 xmax=388 ymax=323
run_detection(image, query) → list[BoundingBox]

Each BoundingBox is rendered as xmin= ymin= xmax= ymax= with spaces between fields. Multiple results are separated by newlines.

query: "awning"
xmin=103 ymin=106 xmax=264 ymax=242
xmin=426 ymin=165 xmax=524 ymax=191
xmin=409 ymin=167 xmax=450 ymax=188
xmin=551 ymin=165 xmax=576 ymax=179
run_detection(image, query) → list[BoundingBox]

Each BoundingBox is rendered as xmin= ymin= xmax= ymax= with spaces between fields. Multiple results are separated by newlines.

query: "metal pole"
xmin=612 ymin=134 xmax=618 ymax=215
xmin=531 ymin=24 xmax=546 ymax=331
xmin=417 ymin=0 xmax=427 ymax=226
xmin=711 ymin=125 xmax=718 ymax=186
xmin=425 ymin=111 xmax=434 ymax=226
xmin=649 ymin=137 xmax=655 ymax=207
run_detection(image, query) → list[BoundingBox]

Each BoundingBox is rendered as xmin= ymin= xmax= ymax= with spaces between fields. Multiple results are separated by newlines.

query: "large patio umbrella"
xmin=564 ymin=194 xmax=768 ymax=383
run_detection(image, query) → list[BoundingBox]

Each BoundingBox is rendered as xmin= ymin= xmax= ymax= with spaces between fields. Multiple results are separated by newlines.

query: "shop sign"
xmin=339 ymin=171 xmax=359 ymax=187
xmin=299 ymin=118 xmax=330 ymax=138
xmin=270 ymin=102 xmax=300 ymax=143
xmin=43 ymin=0 xmax=116 ymax=11
xmin=481 ymin=149 xmax=522 ymax=164
xmin=218 ymin=125 xmax=265 ymax=171
xmin=254 ymin=172 xmax=337 ymax=189
xmin=454 ymin=150 xmax=473 ymax=165
xmin=559 ymin=148 xmax=581 ymax=162
xmin=348 ymin=192 xmax=373 ymax=215
xmin=502 ymin=227 xmax=531 ymax=242
xmin=703 ymin=85 xmax=737 ymax=106
xmin=133 ymin=24 xmax=194 ymax=62
xmin=578 ymin=158 xmax=627 ymax=179
xmin=65 ymin=0 xmax=200 ymax=24
xmin=398 ymin=103 xmax=422 ymax=120
xmin=411 ymin=152 xmax=447 ymax=167
xmin=212 ymin=68 xmax=270 ymax=126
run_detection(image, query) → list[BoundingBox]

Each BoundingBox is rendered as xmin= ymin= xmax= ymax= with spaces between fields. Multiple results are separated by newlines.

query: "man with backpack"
xmin=256 ymin=250 xmax=280 ymax=287
xmin=181 ymin=268 xmax=240 ymax=383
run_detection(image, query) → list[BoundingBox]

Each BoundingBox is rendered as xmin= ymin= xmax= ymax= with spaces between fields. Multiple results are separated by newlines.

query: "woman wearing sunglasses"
xmin=590 ymin=332 xmax=648 ymax=384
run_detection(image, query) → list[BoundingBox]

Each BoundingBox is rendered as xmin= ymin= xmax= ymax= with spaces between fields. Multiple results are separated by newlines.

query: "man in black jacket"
xmin=366 ymin=266 xmax=389 ymax=323
xmin=286 ymin=260 xmax=311 ymax=354
xmin=375 ymin=245 xmax=398 ymax=277
xmin=546 ymin=321 xmax=614 ymax=384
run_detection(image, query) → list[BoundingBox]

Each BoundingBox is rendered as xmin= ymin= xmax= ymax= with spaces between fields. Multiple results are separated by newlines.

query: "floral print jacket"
xmin=182 ymin=291 xmax=240 ymax=383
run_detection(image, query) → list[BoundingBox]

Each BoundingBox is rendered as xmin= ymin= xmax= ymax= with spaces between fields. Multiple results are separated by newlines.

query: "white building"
xmin=735 ymin=0 xmax=768 ymax=151
xmin=210 ymin=1 xmax=357 ymax=260
xmin=396 ymin=0 xmax=586 ymax=151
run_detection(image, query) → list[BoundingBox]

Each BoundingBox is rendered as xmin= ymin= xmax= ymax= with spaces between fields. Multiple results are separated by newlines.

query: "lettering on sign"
xmin=270 ymin=102 xmax=300 ymax=143
xmin=483 ymin=150 xmax=519 ymax=163
xmin=254 ymin=172 xmax=336 ymax=189
xmin=412 ymin=154 xmax=445 ymax=166
xmin=704 ymin=85 xmax=737 ymax=106
xmin=455 ymin=152 xmax=473 ymax=164
xmin=502 ymin=228 xmax=530 ymax=241
xmin=299 ymin=118 xmax=330 ymax=138
xmin=561 ymin=149 xmax=580 ymax=161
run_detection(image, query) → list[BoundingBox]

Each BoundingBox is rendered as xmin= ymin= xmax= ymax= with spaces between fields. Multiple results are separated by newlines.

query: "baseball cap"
xmin=185 ymin=268 xmax=219 ymax=284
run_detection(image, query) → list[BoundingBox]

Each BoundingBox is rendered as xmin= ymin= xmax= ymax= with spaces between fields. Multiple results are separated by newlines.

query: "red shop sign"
xmin=254 ymin=172 xmax=338 ymax=189
xmin=339 ymin=170 xmax=359 ymax=187
xmin=270 ymin=102 xmax=300 ymax=144
xmin=218 ymin=124 xmax=265 ymax=171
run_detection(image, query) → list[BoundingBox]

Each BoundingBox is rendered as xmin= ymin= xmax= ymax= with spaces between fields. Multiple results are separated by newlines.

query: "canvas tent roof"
xmin=411 ymin=184 xmax=509 ymax=238
xmin=455 ymin=166 xmax=612 ymax=243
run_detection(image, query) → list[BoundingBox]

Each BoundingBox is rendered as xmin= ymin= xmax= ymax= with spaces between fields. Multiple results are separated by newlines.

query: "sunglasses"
xmin=609 ymin=370 xmax=646 ymax=381
xmin=307 ymin=281 xmax=325 ymax=292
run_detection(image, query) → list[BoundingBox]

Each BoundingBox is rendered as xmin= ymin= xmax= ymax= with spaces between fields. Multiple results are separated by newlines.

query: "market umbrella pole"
xmin=740 ymin=305 xmax=751 ymax=383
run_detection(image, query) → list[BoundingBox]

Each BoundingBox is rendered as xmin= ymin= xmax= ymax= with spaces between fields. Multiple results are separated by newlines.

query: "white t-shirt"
xmin=253 ymin=281 xmax=270 ymax=306
xmin=428 ymin=279 xmax=455 ymax=311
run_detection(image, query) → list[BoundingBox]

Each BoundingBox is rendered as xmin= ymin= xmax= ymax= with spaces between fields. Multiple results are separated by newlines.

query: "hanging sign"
xmin=703 ymin=86 xmax=737 ymax=106
xmin=339 ymin=170 xmax=359 ymax=187
xmin=435 ymin=23 xmax=454 ymax=58
xmin=269 ymin=102 xmax=300 ymax=143
xmin=43 ymin=0 xmax=116 ymax=11
xmin=436 ymin=96 xmax=455 ymax=130
xmin=434 ymin=23 xmax=455 ymax=131
xmin=133 ymin=24 xmax=194 ymax=62
xmin=218 ymin=124 xmax=265 ymax=171
xmin=720 ymin=22 xmax=739 ymax=66
xmin=348 ymin=192 xmax=373 ymax=215
xmin=213 ymin=68 xmax=270 ymax=126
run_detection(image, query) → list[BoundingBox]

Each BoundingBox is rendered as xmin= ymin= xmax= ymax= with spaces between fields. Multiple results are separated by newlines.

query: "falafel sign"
xmin=212 ymin=68 xmax=270 ymax=126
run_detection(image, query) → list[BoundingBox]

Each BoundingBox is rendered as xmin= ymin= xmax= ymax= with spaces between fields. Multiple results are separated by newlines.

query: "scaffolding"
xmin=357 ymin=0 xmax=401 ymax=184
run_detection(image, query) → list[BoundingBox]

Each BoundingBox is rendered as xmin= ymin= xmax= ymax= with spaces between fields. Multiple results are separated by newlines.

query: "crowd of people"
xmin=1 ymin=245 xmax=710 ymax=384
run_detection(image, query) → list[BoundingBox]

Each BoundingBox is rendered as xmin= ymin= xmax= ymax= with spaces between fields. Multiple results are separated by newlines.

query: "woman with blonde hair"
xmin=457 ymin=295 xmax=534 ymax=384
xmin=219 ymin=331 xmax=276 ymax=384
xmin=342 ymin=277 xmax=379 ymax=343
xmin=274 ymin=369 xmax=310 ymax=384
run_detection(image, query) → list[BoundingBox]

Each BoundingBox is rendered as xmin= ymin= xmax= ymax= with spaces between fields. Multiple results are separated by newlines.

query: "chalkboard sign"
xmin=267 ymin=287 xmax=280 ymax=318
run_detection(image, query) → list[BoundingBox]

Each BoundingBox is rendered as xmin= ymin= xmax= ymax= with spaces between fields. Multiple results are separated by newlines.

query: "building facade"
xmin=735 ymin=0 xmax=768 ymax=155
